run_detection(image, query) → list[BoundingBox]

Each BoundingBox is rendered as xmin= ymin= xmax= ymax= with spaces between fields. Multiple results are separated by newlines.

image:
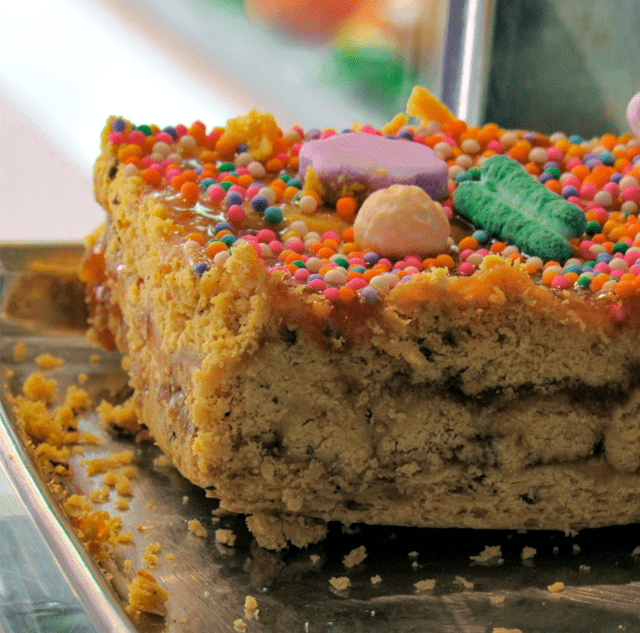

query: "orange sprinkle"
xmin=363 ymin=269 xmax=380 ymax=282
xmin=422 ymin=257 xmax=438 ymax=269
xmin=565 ymin=144 xmax=586 ymax=158
xmin=188 ymin=123 xmax=207 ymax=146
xmin=524 ymin=264 xmax=537 ymax=276
xmin=564 ymin=271 xmax=579 ymax=284
xmin=180 ymin=181 xmax=200 ymax=205
xmin=283 ymin=186 xmax=299 ymax=200
xmin=543 ymin=260 xmax=561 ymax=270
xmin=236 ymin=174 xmax=254 ymax=188
xmin=586 ymin=165 xmax=615 ymax=188
xmin=337 ymin=286 xmax=356 ymax=303
xmin=342 ymin=241 xmax=359 ymax=254
xmin=342 ymin=226 xmax=355 ymax=243
xmin=124 ymin=157 xmax=144 ymax=170
xmin=142 ymin=136 xmax=156 ymax=153
xmin=435 ymin=253 xmax=455 ymax=269
xmin=602 ymin=241 xmax=615 ymax=254
xmin=590 ymin=273 xmax=610 ymax=292
xmin=545 ymin=179 xmax=562 ymax=194
xmin=490 ymin=242 xmax=506 ymax=254
xmin=215 ymin=229 xmax=233 ymax=239
xmin=347 ymin=270 xmax=365 ymax=281
xmin=323 ymin=238 xmax=340 ymax=251
xmin=614 ymin=158 xmax=631 ymax=172
xmin=508 ymin=140 xmax=532 ymax=163
xmin=199 ymin=150 xmax=217 ymax=164
xmin=142 ymin=168 xmax=163 ymax=186
xmin=592 ymin=233 xmax=607 ymax=244
xmin=265 ymin=158 xmax=285 ymax=173
xmin=181 ymin=170 xmax=198 ymax=182
xmin=215 ymin=137 xmax=237 ymax=160
xmin=336 ymin=196 xmax=358 ymax=222
xmin=599 ymin=133 xmax=618 ymax=151
xmin=185 ymin=232 xmax=206 ymax=246
xmin=205 ymin=241 xmax=228 ymax=258
xmin=117 ymin=144 xmax=143 ymax=161
xmin=507 ymin=252 xmax=525 ymax=264
xmin=316 ymin=247 xmax=335 ymax=259
xmin=541 ymin=270 xmax=558 ymax=286
xmin=284 ymin=252 xmax=302 ymax=265
xmin=458 ymin=236 xmax=479 ymax=251
xmin=571 ymin=165 xmax=590 ymax=181
xmin=524 ymin=162 xmax=541 ymax=176
xmin=609 ymin=226 xmax=626 ymax=242
xmin=615 ymin=282 xmax=636 ymax=299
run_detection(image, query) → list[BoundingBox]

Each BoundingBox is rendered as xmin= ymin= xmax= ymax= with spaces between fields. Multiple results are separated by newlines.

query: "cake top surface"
xmin=94 ymin=87 xmax=640 ymax=328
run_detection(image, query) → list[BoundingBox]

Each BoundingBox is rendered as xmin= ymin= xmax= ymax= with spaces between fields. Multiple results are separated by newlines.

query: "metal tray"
xmin=2 ymin=242 xmax=640 ymax=633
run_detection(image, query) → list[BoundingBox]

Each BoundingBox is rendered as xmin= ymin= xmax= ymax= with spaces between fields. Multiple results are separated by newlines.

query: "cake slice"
xmin=83 ymin=88 xmax=640 ymax=550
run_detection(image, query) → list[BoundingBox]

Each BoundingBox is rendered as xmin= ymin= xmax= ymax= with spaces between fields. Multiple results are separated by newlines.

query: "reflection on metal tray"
xmin=3 ymin=242 xmax=640 ymax=632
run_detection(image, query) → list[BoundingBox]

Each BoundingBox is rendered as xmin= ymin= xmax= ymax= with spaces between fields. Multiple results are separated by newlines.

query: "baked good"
xmin=83 ymin=87 xmax=640 ymax=550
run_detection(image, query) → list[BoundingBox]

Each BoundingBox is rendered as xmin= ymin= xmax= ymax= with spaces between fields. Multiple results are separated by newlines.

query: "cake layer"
xmin=84 ymin=93 xmax=640 ymax=548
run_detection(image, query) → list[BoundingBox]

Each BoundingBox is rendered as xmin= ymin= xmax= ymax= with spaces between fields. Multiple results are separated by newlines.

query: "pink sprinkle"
xmin=393 ymin=261 xmax=406 ymax=270
xmin=348 ymin=257 xmax=365 ymax=267
xmin=257 ymin=229 xmax=277 ymax=243
xmin=160 ymin=158 xmax=175 ymax=169
xmin=476 ymin=248 xmax=490 ymax=256
xmin=165 ymin=168 xmax=181 ymax=181
xmin=288 ymin=240 xmax=305 ymax=253
xmin=229 ymin=185 xmax=247 ymax=197
xmin=208 ymin=186 xmax=226 ymax=203
xmin=249 ymin=242 xmax=262 ymax=256
xmin=622 ymin=165 xmax=633 ymax=175
xmin=405 ymin=256 xmax=423 ymax=269
xmin=603 ymin=182 xmax=620 ymax=198
xmin=108 ymin=131 xmax=125 ymax=144
xmin=551 ymin=275 xmax=572 ymax=289
xmin=309 ymin=278 xmax=327 ymax=292
xmin=347 ymin=277 xmax=368 ymax=290
xmin=148 ymin=163 xmax=164 ymax=174
xmin=563 ymin=176 xmax=581 ymax=189
xmin=580 ymin=183 xmax=598 ymax=200
xmin=546 ymin=147 xmax=564 ymax=162
xmin=566 ymin=157 xmax=582 ymax=170
xmin=580 ymin=239 xmax=595 ymax=250
xmin=290 ymin=143 xmax=302 ymax=157
xmin=443 ymin=206 xmax=453 ymax=220
xmin=227 ymin=205 xmax=246 ymax=223
xmin=246 ymin=186 xmax=261 ymax=199
xmin=156 ymin=132 xmax=173 ymax=144
xmin=360 ymin=125 xmax=381 ymax=135
xmin=594 ymin=262 xmax=611 ymax=274
xmin=319 ymin=130 xmax=336 ymax=140
xmin=457 ymin=262 xmax=475 ymax=276
xmin=294 ymin=268 xmax=310 ymax=282
xmin=235 ymin=167 xmax=250 ymax=176
xmin=413 ymin=134 xmax=425 ymax=144
xmin=594 ymin=207 xmax=609 ymax=222
xmin=323 ymin=287 xmax=340 ymax=300
xmin=610 ymin=269 xmax=624 ymax=279
xmin=377 ymin=258 xmax=392 ymax=270
xmin=140 ymin=156 xmax=152 ymax=168
xmin=567 ymin=196 xmax=584 ymax=208
xmin=127 ymin=130 xmax=145 ymax=145
xmin=621 ymin=186 xmax=640 ymax=203
xmin=610 ymin=303 xmax=626 ymax=321
xmin=268 ymin=240 xmax=284 ymax=255
xmin=175 ymin=124 xmax=188 ymax=138
xmin=487 ymin=139 xmax=503 ymax=152
xmin=625 ymin=251 xmax=640 ymax=265
xmin=630 ymin=264 xmax=640 ymax=275
xmin=322 ymin=231 xmax=340 ymax=242
xmin=459 ymin=249 xmax=474 ymax=262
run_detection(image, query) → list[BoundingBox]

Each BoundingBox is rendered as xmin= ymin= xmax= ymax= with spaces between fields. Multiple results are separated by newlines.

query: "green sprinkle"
xmin=612 ymin=242 xmax=629 ymax=254
xmin=278 ymin=173 xmax=291 ymax=183
xmin=544 ymin=166 xmax=561 ymax=180
xmin=333 ymin=257 xmax=349 ymax=268
xmin=292 ymin=260 xmax=306 ymax=268
xmin=136 ymin=124 xmax=153 ymax=136
xmin=585 ymin=221 xmax=601 ymax=236
xmin=576 ymin=275 xmax=592 ymax=287
xmin=265 ymin=206 xmax=283 ymax=223
xmin=219 ymin=181 xmax=233 ymax=191
xmin=467 ymin=167 xmax=481 ymax=181
xmin=287 ymin=178 xmax=303 ymax=189
xmin=220 ymin=234 xmax=236 ymax=246
xmin=453 ymin=155 xmax=587 ymax=263
xmin=218 ymin=162 xmax=236 ymax=172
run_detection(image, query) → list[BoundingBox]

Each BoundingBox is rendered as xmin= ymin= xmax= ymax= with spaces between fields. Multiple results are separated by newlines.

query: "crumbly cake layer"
xmin=85 ymin=96 xmax=640 ymax=549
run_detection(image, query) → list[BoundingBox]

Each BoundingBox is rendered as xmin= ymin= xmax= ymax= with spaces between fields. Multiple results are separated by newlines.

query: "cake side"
xmin=84 ymin=102 xmax=640 ymax=549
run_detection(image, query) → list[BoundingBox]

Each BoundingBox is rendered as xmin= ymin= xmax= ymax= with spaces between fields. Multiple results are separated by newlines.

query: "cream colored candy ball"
xmin=354 ymin=185 xmax=450 ymax=258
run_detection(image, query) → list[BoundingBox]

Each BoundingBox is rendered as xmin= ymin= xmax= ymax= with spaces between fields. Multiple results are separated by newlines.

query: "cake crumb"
xmin=35 ymin=353 xmax=65 ymax=369
xmin=489 ymin=595 xmax=506 ymax=605
xmin=309 ymin=554 xmax=321 ymax=564
xmin=547 ymin=581 xmax=565 ymax=593
xmin=178 ymin=617 xmax=187 ymax=624
xmin=204 ymin=590 xmax=210 ymax=597
xmin=123 ymin=559 xmax=132 ymax=573
xmin=572 ymin=544 xmax=581 ymax=555
xmin=470 ymin=545 xmax=503 ymax=565
xmin=143 ymin=543 xmax=161 ymax=568
xmin=182 ymin=495 xmax=189 ymax=505
xmin=90 ymin=354 xmax=100 ymax=364
xmin=81 ymin=450 xmax=134 ymax=476
xmin=521 ymin=546 xmax=536 ymax=560
xmin=125 ymin=570 xmax=170 ymax=617
xmin=215 ymin=528 xmax=236 ymax=546
xmin=329 ymin=577 xmax=351 ymax=592
xmin=343 ymin=545 xmax=367 ymax=568
xmin=408 ymin=550 xmax=419 ymax=558
xmin=153 ymin=454 xmax=172 ymax=468
xmin=77 ymin=372 xmax=88 ymax=385
xmin=165 ymin=553 xmax=175 ymax=561
xmin=23 ymin=373 xmax=56 ymax=403
xmin=453 ymin=576 xmax=474 ymax=590
xmin=414 ymin=579 xmax=436 ymax=593
xmin=233 ymin=619 xmax=247 ymax=631
xmin=370 ymin=575 xmax=382 ymax=585
xmin=579 ymin=564 xmax=591 ymax=572
xmin=13 ymin=341 xmax=26 ymax=362
xmin=632 ymin=546 xmax=640 ymax=556
xmin=188 ymin=519 xmax=208 ymax=539
xmin=89 ymin=485 xmax=110 ymax=504
xmin=244 ymin=595 xmax=258 ymax=610
xmin=115 ymin=498 xmax=129 ymax=511
xmin=491 ymin=629 xmax=522 ymax=633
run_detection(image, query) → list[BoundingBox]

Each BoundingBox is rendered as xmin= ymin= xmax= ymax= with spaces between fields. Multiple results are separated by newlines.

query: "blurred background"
xmin=2 ymin=0 xmax=639 ymax=242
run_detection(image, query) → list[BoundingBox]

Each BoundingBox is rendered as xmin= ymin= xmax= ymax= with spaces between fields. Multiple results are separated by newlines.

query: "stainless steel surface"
xmin=4 ymin=243 xmax=640 ymax=632
xmin=441 ymin=0 xmax=496 ymax=126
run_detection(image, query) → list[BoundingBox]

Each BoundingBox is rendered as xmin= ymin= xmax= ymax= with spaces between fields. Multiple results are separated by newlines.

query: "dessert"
xmin=83 ymin=87 xmax=640 ymax=551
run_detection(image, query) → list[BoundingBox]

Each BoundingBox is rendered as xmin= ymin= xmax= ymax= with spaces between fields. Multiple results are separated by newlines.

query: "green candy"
xmin=454 ymin=155 xmax=587 ymax=263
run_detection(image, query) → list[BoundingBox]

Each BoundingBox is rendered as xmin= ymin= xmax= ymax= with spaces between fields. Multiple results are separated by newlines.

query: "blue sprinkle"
xmin=251 ymin=195 xmax=269 ymax=212
xmin=610 ymin=173 xmax=623 ymax=184
xmin=455 ymin=171 xmax=472 ymax=183
xmin=220 ymin=234 xmax=236 ymax=247
xmin=112 ymin=118 xmax=126 ymax=133
xmin=523 ymin=132 xmax=536 ymax=141
xmin=633 ymin=155 xmax=640 ymax=164
xmin=308 ymin=273 xmax=323 ymax=282
xmin=595 ymin=253 xmax=612 ymax=263
xmin=306 ymin=129 xmax=321 ymax=140
xmin=561 ymin=185 xmax=579 ymax=199
xmin=397 ymin=130 xmax=414 ymax=140
xmin=569 ymin=134 xmax=583 ymax=144
xmin=193 ymin=262 xmax=209 ymax=276
xmin=472 ymin=229 xmax=489 ymax=244
xmin=287 ymin=178 xmax=302 ymax=189
xmin=341 ymin=128 xmax=353 ymax=134
xmin=237 ymin=142 xmax=249 ymax=153
xmin=265 ymin=206 xmax=283 ymax=224
xmin=162 ymin=126 xmax=178 ymax=140
xmin=350 ymin=265 xmax=366 ymax=273
xmin=384 ymin=134 xmax=396 ymax=140
xmin=214 ymin=221 xmax=233 ymax=233
xmin=538 ymin=172 xmax=554 ymax=184
xmin=584 ymin=158 xmax=602 ymax=170
xmin=599 ymin=151 xmax=615 ymax=166
xmin=363 ymin=251 xmax=380 ymax=265
xmin=225 ymin=191 xmax=243 ymax=207
xmin=542 ymin=161 xmax=559 ymax=171
xmin=563 ymin=263 xmax=582 ymax=274
xmin=200 ymin=177 xmax=216 ymax=190
xmin=361 ymin=286 xmax=379 ymax=303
